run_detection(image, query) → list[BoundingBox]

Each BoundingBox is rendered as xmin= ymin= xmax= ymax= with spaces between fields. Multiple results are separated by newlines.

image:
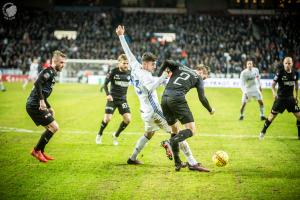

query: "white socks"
xmin=179 ymin=141 xmax=198 ymax=166
xmin=259 ymin=105 xmax=265 ymax=117
xmin=130 ymin=135 xmax=149 ymax=161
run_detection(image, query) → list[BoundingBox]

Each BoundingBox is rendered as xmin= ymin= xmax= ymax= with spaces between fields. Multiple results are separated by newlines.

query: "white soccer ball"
xmin=212 ymin=151 xmax=229 ymax=167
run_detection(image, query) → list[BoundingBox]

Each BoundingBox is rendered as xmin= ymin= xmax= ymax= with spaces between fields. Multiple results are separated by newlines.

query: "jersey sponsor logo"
xmin=283 ymin=81 xmax=294 ymax=86
xmin=115 ymin=81 xmax=130 ymax=87
xmin=43 ymin=72 xmax=50 ymax=79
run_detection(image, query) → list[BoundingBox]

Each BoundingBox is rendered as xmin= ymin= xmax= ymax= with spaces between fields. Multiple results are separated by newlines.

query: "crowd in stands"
xmin=1 ymin=8 xmax=299 ymax=78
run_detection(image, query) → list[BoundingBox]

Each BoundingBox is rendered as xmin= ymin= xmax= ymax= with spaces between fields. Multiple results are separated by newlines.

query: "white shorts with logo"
xmin=242 ymin=90 xmax=263 ymax=103
xmin=143 ymin=111 xmax=171 ymax=133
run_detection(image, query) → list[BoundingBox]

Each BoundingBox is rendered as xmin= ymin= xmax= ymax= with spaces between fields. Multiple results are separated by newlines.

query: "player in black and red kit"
xmin=259 ymin=57 xmax=300 ymax=140
xmin=26 ymin=50 xmax=66 ymax=163
xmin=96 ymin=54 xmax=131 ymax=145
xmin=159 ymin=60 xmax=215 ymax=171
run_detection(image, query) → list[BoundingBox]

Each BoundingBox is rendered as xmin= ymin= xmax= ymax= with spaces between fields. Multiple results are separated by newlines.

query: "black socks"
xmin=115 ymin=121 xmax=129 ymax=137
xmin=170 ymin=129 xmax=193 ymax=144
xmin=98 ymin=120 xmax=108 ymax=136
xmin=35 ymin=129 xmax=54 ymax=152
xmin=261 ymin=119 xmax=272 ymax=134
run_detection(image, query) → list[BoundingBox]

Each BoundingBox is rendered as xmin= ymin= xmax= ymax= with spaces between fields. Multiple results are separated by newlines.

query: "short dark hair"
xmin=142 ymin=52 xmax=157 ymax=62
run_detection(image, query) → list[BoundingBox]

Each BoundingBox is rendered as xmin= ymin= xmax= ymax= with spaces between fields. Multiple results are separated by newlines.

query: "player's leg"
xmin=112 ymin=101 xmax=131 ymax=145
xmin=96 ymin=101 xmax=115 ymax=144
xmin=127 ymin=119 xmax=158 ymax=164
xmin=127 ymin=131 xmax=154 ymax=165
xmin=288 ymin=98 xmax=300 ymax=139
xmin=239 ymin=93 xmax=247 ymax=120
xmin=0 ymin=79 xmax=6 ymax=91
xmin=293 ymin=112 xmax=300 ymax=140
xmin=28 ymin=107 xmax=57 ymax=162
xmin=259 ymin=98 xmax=284 ymax=140
xmin=257 ymin=91 xmax=266 ymax=120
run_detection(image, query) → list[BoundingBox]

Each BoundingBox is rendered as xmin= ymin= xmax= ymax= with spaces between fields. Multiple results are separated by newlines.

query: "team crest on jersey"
xmin=43 ymin=72 xmax=50 ymax=79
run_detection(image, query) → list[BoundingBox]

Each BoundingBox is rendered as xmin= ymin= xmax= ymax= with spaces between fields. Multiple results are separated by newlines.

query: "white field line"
xmin=0 ymin=126 xmax=296 ymax=139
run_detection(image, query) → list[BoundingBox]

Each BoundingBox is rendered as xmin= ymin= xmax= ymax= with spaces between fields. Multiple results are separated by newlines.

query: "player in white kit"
xmin=116 ymin=25 xmax=204 ymax=171
xmin=23 ymin=59 xmax=39 ymax=89
xmin=239 ymin=59 xmax=266 ymax=121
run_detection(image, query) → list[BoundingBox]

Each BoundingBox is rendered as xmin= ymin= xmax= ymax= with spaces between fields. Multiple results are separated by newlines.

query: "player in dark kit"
xmin=26 ymin=50 xmax=66 ymax=163
xmin=259 ymin=57 xmax=300 ymax=140
xmin=159 ymin=61 xmax=215 ymax=171
xmin=96 ymin=54 xmax=131 ymax=145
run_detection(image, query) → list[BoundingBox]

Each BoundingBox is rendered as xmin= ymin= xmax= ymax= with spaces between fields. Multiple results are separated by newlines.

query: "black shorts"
xmin=105 ymin=99 xmax=130 ymax=115
xmin=26 ymin=106 xmax=54 ymax=126
xmin=161 ymin=95 xmax=194 ymax=125
xmin=272 ymin=97 xmax=300 ymax=113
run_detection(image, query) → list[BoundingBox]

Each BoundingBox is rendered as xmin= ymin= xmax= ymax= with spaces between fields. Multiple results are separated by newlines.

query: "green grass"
xmin=0 ymin=83 xmax=299 ymax=200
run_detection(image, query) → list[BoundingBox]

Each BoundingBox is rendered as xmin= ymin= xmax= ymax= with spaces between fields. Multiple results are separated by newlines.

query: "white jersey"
xmin=29 ymin=63 xmax=39 ymax=79
xmin=119 ymin=35 xmax=167 ymax=120
xmin=240 ymin=67 xmax=261 ymax=93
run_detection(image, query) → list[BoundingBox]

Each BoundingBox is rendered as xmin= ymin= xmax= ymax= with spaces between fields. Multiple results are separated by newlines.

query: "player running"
xmin=26 ymin=50 xmax=66 ymax=163
xmin=239 ymin=59 xmax=266 ymax=121
xmin=159 ymin=60 xmax=215 ymax=171
xmin=96 ymin=54 xmax=131 ymax=145
xmin=259 ymin=57 xmax=300 ymax=140
xmin=116 ymin=25 xmax=204 ymax=172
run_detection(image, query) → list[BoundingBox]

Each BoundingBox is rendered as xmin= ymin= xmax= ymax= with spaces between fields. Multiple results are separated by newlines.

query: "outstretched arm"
xmin=116 ymin=25 xmax=138 ymax=68
xmin=142 ymin=72 xmax=168 ymax=92
xmin=158 ymin=60 xmax=181 ymax=76
xmin=195 ymin=78 xmax=213 ymax=113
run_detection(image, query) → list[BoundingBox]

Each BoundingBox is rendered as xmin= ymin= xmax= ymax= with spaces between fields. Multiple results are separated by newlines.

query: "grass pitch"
xmin=0 ymin=83 xmax=299 ymax=200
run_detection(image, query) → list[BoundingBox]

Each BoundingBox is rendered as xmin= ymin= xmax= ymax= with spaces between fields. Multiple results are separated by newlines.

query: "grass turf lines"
xmin=0 ymin=83 xmax=299 ymax=200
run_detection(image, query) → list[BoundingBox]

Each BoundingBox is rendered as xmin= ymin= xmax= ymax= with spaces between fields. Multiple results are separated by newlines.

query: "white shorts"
xmin=144 ymin=112 xmax=171 ymax=133
xmin=242 ymin=91 xmax=262 ymax=103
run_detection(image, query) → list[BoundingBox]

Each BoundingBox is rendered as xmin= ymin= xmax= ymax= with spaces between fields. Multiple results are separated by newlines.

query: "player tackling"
xmin=159 ymin=60 xmax=215 ymax=171
xmin=116 ymin=25 xmax=205 ymax=171
xmin=239 ymin=59 xmax=266 ymax=120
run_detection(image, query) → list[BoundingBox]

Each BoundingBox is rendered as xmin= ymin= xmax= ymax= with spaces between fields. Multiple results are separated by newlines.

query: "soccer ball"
xmin=212 ymin=151 xmax=229 ymax=167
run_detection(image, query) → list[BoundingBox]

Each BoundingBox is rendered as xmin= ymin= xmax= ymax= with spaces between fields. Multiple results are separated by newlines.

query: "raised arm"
xmin=116 ymin=25 xmax=138 ymax=68
xmin=158 ymin=60 xmax=181 ymax=76
xmin=195 ymin=78 xmax=213 ymax=114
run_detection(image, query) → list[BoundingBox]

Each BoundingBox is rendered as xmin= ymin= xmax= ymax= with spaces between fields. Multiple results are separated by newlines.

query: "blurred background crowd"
xmin=1 ymin=4 xmax=299 ymax=78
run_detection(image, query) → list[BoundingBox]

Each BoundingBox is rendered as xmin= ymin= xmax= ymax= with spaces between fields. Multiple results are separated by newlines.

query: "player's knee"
xmin=48 ymin=122 xmax=59 ymax=133
xmin=104 ymin=115 xmax=112 ymax=123
xmin=123 ymin=114 xmax=131 ymax=124
xmin=145 ymin=132 xmax=154 ymax=139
